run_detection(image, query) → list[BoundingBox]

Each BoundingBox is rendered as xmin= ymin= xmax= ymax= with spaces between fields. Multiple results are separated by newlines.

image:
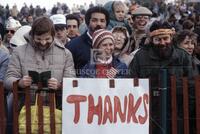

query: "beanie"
xmin=92 ymin=29 xmax=114 ymax=48
xmin=85 ymin=6 xmax=110 ymax=26
xmin=6 ymin=17 xmax=21 ymax=30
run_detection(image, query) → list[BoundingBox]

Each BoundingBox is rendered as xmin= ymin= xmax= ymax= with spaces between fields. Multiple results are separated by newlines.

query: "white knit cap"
xmin=92 ymin=29 xmax=114 ymax=48
xmin=50 ymin=14 xmax=66 ymax=25
xmin=6 ymin=17 xmax=21 ymax=30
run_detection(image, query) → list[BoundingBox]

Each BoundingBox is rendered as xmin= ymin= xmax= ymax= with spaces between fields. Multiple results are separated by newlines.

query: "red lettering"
xmin=127 ymin=93 xmax=142 ymax=123
xmin=87 ymin=94 xmax=102 ymax=125
xmin=138 ymin=94 xmax=149 ymax=124
xmin=67 ymin=95 xmax=87 ymax=124
xmin=102 ymin=95 xmax=113 ymax=124
xmin=114 ymin=96 xmax=127 ymax=123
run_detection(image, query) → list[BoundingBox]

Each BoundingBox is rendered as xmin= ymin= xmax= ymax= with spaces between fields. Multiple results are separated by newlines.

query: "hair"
xmin=113 ymin=1 xmax=126 ymax=12
xmin=30 ymin=16 xmax=55 ymax=37
xmin=66 ymin=14 xmax=80 ymax=27
xmin=175 ymin=30 xmax=197 ymax=46
xmin=182 ymin=20 xmax=194 ymax=30
xmin=85 ymin=6 xmax=110 ymax=26
xmin=150 ymin=20 xmax=172 ymax=32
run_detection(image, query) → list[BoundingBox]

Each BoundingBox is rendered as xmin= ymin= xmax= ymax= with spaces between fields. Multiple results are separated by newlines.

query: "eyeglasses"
xmin=6 ymin=30 xmax=15 ymax=34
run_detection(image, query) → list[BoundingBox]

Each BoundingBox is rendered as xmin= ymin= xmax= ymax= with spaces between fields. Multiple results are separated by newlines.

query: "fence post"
xmin=25 ymin=87 xmax=31 ymax=134
xmin=159 ymin=69 xmax=167 ymax=134
xmin=182 ymin=77 xmax=189 ymax=134
xmin=171 ymin=76 xmax=177 ymax=134
xmin=13 ymin=81 xmax=19 ymax=134
xmin=38 ymin=82 xmax=44 ymax=134
xmin=49 ymin=92 xmax=56 ymax=134
xmin=195 ymin=76 xmax=200 ymax=134
xmin=0 ymin=81 xmax=6 ymax=134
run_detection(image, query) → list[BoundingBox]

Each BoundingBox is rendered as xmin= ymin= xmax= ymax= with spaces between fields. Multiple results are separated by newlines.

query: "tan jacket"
xmin=5 ymin=34 xmax=76 ymax=90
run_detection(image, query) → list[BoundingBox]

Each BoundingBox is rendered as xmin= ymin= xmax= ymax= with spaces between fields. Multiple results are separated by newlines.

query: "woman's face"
xmin=113 ymin=31 xmax=126 ymax=50
xmin=97 ymin=38 xmax=114 ymax=60
xmin=179 ymin=36 xmax=195 ymax=55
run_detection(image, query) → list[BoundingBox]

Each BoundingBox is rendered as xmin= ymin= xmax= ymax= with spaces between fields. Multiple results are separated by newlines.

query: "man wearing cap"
xmin=3 ymin=17 xmax=21 ymax=53
xmin=130 ymin=6 xmax=152 ymax=51
xmin=50 ymin=14 xmax=70 ymax=45
xmin=66 ymin=6 xmax=110 ymax=76
xmin=128 ymin=20 xmax=195 ymax=133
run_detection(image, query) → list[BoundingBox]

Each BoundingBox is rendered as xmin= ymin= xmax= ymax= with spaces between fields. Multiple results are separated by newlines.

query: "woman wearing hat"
xmin=80 ymin=29 xmax=128 ymax=78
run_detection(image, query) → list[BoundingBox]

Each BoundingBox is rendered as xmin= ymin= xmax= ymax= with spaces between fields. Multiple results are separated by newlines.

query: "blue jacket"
xmin=80 ymin=56 xmax=128 ymax=78
xmin=0 ymin=49 xmax=9 ymax=81
xmin=66 ymin=31 xmax=92 ymax=76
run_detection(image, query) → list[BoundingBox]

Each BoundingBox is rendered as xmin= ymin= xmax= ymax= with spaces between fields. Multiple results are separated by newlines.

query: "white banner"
xmin=62 ymin=78 xmax=149 ymax=134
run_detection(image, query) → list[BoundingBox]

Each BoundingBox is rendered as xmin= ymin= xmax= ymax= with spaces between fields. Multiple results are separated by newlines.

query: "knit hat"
xmin=92 ymin=29 xmax=114 ymax=48
xmin=6 ymin=17 xmax=21 ymax=30
xmin=50 ymin=14 xmax=66 ymax=25
xmin=131 ymin=6 xmax=152 ymax=16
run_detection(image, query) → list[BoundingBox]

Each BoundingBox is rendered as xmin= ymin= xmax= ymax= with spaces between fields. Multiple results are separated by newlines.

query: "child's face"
xmin=114 ymin=6 xmax=126 ymax=22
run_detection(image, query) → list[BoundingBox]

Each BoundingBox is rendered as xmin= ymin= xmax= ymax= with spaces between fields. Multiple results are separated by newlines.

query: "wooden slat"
xmin=182 ymin=77 xmax=189 ymax=134
xmin=49 ymin=92 xmax=56 ymax=134
xmin=37 ymin=82 xmax=44 ymax=134
xmin=0 ymin=81 xmax=6 ymax=134
xmin=25 ymin=87 xmax=31 ymax=134
xmin=171 ymin=76 xmax=177 ymax=134
xmin=38 ymin=93 xmax=44 ymax=134
xmin=133 ymin=78 xmax=139 ymax=87
xmin=195 ymin=76 xmax=200 ymax=134
xmin=13 ymin=81 xmax=19 ymax=134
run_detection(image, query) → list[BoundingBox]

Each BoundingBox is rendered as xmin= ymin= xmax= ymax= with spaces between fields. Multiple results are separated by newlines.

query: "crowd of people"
xmin=0 ymin=0 xmax=200 ymax=133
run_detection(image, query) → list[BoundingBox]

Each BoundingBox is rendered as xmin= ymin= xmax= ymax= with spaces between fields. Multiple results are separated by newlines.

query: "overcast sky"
xmin=0 ymin=0 xmax=96 ymax=10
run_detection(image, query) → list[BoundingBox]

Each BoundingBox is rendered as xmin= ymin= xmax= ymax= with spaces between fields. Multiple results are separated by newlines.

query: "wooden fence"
xmin=0 ymin=81 xmax=58 ymax=134
xmin=0 ymin=77 xmax=200 ymax=134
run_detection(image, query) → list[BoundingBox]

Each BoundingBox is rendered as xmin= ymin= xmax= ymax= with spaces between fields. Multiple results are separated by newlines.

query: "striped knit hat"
xmin=92 ymin=29 xmax=114 ymax=48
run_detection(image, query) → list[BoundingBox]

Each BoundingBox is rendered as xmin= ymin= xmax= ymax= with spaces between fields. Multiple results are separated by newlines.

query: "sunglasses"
xmin=6 ymin=30 xmax=15 ymax=34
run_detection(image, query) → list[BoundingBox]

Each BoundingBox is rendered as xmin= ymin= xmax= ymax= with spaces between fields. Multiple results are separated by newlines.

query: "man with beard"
xmin=4 ymin=16 xmax=76 ymax=109
xmin=128 ymin=20 xmax=195 ymax=133
xmin=66 ymin=6 xmax=110 ymax=76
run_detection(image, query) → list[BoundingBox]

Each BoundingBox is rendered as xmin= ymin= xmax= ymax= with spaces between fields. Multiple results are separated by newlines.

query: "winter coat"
xmin=80 ymin=56 xmax=128 ymax=78
xmin=66 ymin=31 xmax=92 ymax=76
xmin=4 ymin=33 xmax=76 ymax=90
xmin=128 ymin=45 xmax=195 ymax=133
xmin=0 ymin=49 xmax=9 ymax=81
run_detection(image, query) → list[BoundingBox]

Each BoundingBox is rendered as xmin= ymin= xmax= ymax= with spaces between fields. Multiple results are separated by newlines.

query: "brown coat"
xmin=4 ymin=34 xmax=76 ymax=90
